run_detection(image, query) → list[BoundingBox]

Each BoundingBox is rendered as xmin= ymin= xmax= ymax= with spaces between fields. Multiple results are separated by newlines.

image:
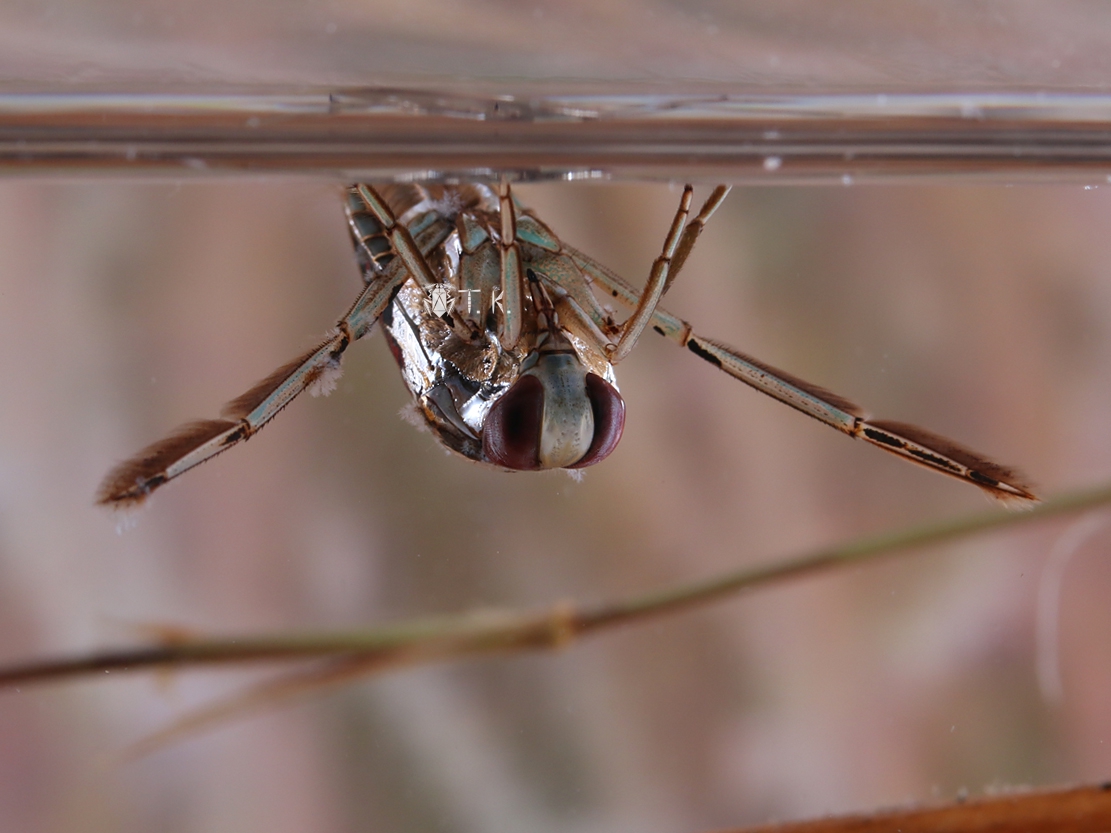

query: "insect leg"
xmin=538 ymin=186 xmax=731 ymax=349
xmin=665 ymin=185 xmax=731 ymax=293
xmin=496 ymin=180 xmax=525 ymax=348
xmin=352 ymin=184 xmax=438 ymax=290
xmin=96 ymin=264 xmax=408 ymax=509
xmin=570 ymin=248 xmax=1037 ymax=505
xmin=345 ymin=188 xmax=394 ymax=281
xmin=607 ymin=186 xmax=693 ymax=364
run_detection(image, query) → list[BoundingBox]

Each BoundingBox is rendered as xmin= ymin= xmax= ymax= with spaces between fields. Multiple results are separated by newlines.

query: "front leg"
xmin=96 ymin=184 xmax=438 ymax=510
xmin=96 ymin=260 xmax=408 ymax=509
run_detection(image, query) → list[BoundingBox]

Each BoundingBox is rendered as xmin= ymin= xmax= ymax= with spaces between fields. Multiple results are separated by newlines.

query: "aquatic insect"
xmin=96 ymin=183 xmax=1037 ymax=508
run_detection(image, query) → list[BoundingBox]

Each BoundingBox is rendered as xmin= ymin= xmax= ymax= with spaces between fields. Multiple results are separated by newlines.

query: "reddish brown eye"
xmin=568 ymin=373 xmax=625 ymax=468
xmin=482 ymin=375 xmax=544 ymax=470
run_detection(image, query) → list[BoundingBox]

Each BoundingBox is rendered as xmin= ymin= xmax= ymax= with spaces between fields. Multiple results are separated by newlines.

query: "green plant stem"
xmin=3 ymin=479 xmax=1111 ymax=689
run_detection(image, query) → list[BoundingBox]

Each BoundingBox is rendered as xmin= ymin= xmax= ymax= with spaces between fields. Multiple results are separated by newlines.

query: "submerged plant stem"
xmin=2 ymin=479 xmax=1110 ymax=689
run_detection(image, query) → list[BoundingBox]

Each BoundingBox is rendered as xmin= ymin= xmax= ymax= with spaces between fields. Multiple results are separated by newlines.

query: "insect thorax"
xmin=376 ymin=186 xmax=618 ymax=466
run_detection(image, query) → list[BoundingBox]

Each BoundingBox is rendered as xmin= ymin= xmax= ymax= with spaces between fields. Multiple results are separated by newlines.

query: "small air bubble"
xmin=325 ymin=21 xmax=337 ymax=34
xmin=841 ymin=173 xmax=853 ymax=186
xmin=563 ymin=169 xmax=605 ymax=181
xmin=763 ymin=156 xmax=782 ymax=172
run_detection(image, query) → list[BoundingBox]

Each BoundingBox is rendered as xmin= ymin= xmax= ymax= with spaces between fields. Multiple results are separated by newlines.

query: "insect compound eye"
xmin=483 ymin=366 xmax=625 ymax=471
xmin=567 ymin=373 xmax=625 ymax=468
xmin=482 ymin=374 xmax=545 ymax=470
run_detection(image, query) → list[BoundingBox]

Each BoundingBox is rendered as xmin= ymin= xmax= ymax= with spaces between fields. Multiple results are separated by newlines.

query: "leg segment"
xmin=97 ymin=184 xmax=440 ymax=509
xmin=353 ymin=184 xmax=439 ymax=290
xmin=96 ymin=263 xmax=409 ymax=509
xmin=497 ymin=180 xmax=525 ymax=348
xmin=665 ymin=185 xmax=731 ymax=293
xmin=567 ymin=237 xmax=1037 ymax=506
xmin=607 ymin=186 xmax=693 ymax=364
xmin=519 ymin=187 xmax=728 ymax=364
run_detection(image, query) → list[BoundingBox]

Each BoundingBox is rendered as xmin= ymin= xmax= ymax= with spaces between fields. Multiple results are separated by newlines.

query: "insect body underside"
xmin=96 ymin=183 xmax=1037 ymax=509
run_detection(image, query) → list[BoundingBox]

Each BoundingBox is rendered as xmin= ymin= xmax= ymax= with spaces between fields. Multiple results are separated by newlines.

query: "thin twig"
xmin=720 ymin=782 xmax=1111 ymax=833
xmin=2 ymin=479 xmax=1111 ymax=689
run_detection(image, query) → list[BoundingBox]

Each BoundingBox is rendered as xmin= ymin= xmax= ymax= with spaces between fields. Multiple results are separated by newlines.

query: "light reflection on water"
xmin=0 ymin=89 xmax=1110 ymax=183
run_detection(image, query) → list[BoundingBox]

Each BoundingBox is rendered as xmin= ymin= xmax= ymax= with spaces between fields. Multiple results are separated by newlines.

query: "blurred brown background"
xmin=3 ymin=2 xmax=1111 ymax=833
